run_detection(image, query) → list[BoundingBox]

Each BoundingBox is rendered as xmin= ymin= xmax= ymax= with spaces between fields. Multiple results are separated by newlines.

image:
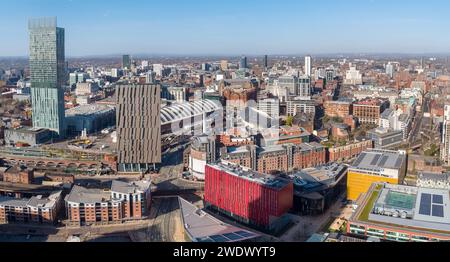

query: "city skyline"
xmin=2 ymin=0 xmax=450 ymax=56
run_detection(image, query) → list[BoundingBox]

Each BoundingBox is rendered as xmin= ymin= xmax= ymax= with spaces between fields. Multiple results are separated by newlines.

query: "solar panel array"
xmin=378 ymin=155 xmax=389 ymax=167
xmin=419 ymin=193 xmax=445 ymax=218
xmin=370 ymin=154 xmax=381 ymax=166
xmin=199 ymin=230 xmax=258 ymax=242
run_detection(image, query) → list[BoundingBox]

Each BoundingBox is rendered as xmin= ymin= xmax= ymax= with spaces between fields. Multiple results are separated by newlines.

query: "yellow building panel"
xmin=347 ymin=171 xmax=399 ymax=201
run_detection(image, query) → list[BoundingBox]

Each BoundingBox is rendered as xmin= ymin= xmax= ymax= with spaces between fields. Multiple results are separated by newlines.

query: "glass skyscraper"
xmin=122 ymin=55 xmax=131 ymax=70
xmin=29 ymin=17 xmax=66 ymax=136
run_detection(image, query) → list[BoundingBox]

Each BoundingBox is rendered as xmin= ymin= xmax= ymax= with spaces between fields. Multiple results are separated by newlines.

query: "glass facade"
xmin=29 ymin=17 xmax=65 ymax=136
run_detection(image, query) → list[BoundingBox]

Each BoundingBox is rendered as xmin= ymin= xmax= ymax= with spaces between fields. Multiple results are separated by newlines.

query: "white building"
xmin=153 ymin=64 xmax=164 ymax=77
xmin=386 ymin=63 xmax=394 ymax=78
xmin=257 ymin=98 xmax=280 ymax=119
xmin=379 ymin=109 xmax=411 ymax=140
xmin=75 ymin=82 xmax=99 ymax=96
xmin=305 ymin=56 xmax=312 ymax=77
xmin=286 ymin=98 xmax=315 ymax=116
xmin=344 ymin=65 xmax=363 ymax=85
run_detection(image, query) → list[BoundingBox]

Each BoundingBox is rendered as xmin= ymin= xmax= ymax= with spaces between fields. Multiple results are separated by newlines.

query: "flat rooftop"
xmin=354 ymin=183 xmax=450 ymax=234
xmin=208 ymin=161 xmax=291 ymax=190
xmin=178 ymin=197 xmax=260 ymax=242
xmin=351 ymin=149 xmax=406 ymax=172
xmin=65 ymin=104 xmax=115 ymax=117
xmin=65 ymin=185 xmax=111 ymax=204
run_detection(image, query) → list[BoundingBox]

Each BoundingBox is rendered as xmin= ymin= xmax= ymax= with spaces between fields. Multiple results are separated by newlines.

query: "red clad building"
xmin=204 ymin=162 xmax=293 ymax=229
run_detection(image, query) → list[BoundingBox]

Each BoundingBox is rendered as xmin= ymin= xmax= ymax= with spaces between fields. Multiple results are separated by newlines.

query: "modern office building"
xmin=257 ymin=98 xmax=280 ymax=119
xmin=239 ymin=56 xmax=248 ymax=70
xmin=367 ymin=128 xmax=404 ymax=149
xmin=28 ymin=17 xmax=66 ymax=137
xmin=264 ymin=55 xmax=269 ymax=69
xmin=204 ymin=161 xmax=293 ymax=230
xmin=347 ymin=149 xmax=407 ymax=201
xmin=298 ymin=76 xmax=311 ymax=98
xmin=116 ymin=83 xmax=161 ymax=173
xmin=286 ymin=98 xmax=316 ymax=116
xmin=348 ymin=183 xmax=450 ymax=242
xmin=291 ymin=163 xmax=348 ymax=215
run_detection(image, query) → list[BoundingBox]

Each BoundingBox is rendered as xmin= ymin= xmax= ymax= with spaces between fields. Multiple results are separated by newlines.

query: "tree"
xmin=286 ymin=115 xmax=294 ymax=127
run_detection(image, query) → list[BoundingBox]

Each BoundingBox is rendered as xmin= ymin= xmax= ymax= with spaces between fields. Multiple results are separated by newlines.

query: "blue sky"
xmin=2 ymin=0 xmax=450 ymax=56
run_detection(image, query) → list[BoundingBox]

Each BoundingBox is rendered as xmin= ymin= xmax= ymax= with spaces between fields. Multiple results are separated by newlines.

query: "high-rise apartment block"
xmin=29 ymin=17 xmax=66 ymax=136
xmin=116 ymin=83 xmax=161 ymax=172
xmin=304 ymin=55 xmax=312 ymax=77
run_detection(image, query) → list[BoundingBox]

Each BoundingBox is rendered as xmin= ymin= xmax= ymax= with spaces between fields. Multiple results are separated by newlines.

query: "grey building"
xmin=65 ymin=104 xmax=116 ymax=136
xmin=239 ymin=56 xmax=248 ymax=70
xmin=367 ymin=128 xmax=403 ymax=149
xmin=116 ymin=83 xmax=161 ymax=173
xmin=4 ymin=127 xmax=52 ymax=146
xmin=29 ymin=17 xmax=66 ymax=137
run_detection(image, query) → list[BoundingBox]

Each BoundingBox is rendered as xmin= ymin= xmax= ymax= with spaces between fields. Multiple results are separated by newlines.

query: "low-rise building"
xmin=2 ymin=166 xmax=34 ymax=184
xmin=327 ymin=140 xmax=373 ymax=162
xmin=347 ymin=149 xmax=407 ymax=201
xmin=4 ymin=127 xmax=52 ymax=147
xmin=324 ymin=100 xmax=352 ymax=118
xmin=367 ymin=128 xmax=404 ymax=149
xmin=286 ymin=99 xmax=316 ymax=116
xmin=348 ymin=183 xmax=450 ymax=242
xmin=65 ymin=104 xmax=116 ymax=136
xmin=353 ymin=98 xmax=389 ymax=125
xmin=0 ymin=191 xmax=63 ymax=224
xmin=417 ymin=172 xmax=450 ymax=190
xmin=65 ymin=180 xmax=151 ymax=226
xmin=291 ymin=164 xmax=348 ymax=215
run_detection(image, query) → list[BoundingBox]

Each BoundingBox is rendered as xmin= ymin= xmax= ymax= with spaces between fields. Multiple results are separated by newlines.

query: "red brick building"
xmin=0 ymin=191 xmax=63 ymax=224
xmin=205 ymin=162 xmax=293 ymax=229
xmin=327 ymin=140 xmax=373 ymax=162
xmin=353 ymin=98 xmax=389 ymax=125
xmin=65 ymin=180 xmax=151 ymax=226
xmin=2 ymin=166 xmax=34 ymax=184
xmin=223 ymin=143 xmax=326 ymax=174
xmin=324 ymin=100 xmax=352 ymax=118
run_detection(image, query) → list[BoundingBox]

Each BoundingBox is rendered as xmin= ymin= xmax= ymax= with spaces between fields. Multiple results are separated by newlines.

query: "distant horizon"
xmin=2 ymin=52 xmax=450 ymax=60
xmin=2 ymin=0 xmax=450 ymax=56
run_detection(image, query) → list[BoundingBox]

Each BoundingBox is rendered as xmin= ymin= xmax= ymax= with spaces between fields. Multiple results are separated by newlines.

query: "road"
xmin=146 ymin=197 xmax=180 ymax=242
